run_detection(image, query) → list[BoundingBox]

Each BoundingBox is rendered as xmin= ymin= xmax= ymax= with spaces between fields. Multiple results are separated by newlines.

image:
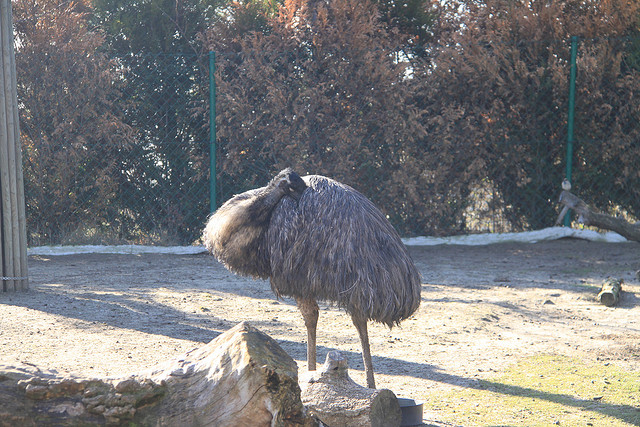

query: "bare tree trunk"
xmin=0 ymin=322 xmax=315 ymax=426
xmin=556 ymin=190 xmax=640 ymax=242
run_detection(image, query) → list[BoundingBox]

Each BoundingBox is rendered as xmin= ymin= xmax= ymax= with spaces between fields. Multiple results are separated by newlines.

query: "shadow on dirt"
xmin=7 ymin=243 xmax=640 ymax=426
xmin=282 ymin=340 xmax=640 ymax=427
xmin=3 ymin=280 xmax=638 ymax=426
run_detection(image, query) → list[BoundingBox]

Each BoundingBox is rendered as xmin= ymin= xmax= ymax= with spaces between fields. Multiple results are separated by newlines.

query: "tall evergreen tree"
xmin=90 ymin=0 xmax=228 ymax=243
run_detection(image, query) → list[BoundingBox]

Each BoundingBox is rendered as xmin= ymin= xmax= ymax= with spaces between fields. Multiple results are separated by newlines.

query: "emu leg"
xmin=296 ymin=297 xmax=319 ymax=371
xmin=351 ymin=314 xmax=376 ymax=389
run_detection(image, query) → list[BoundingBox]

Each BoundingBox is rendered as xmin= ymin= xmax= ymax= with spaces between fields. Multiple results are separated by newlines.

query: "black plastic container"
xmin=398 ymin=397 xmax=423 ymax=426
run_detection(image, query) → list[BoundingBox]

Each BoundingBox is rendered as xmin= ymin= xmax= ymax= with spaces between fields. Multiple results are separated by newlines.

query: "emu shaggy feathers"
xmin=202 ymin=188 xmax=272 ymax=278
xmin=203 ymin=168 xmax=421 ymax=388
xmin=269 ymin=175 xmax=421 ymax=327
xmin=202 ymin=168 xmax=307 ymax=278
xmin=203 ymin=170 xmax=421 ymax=327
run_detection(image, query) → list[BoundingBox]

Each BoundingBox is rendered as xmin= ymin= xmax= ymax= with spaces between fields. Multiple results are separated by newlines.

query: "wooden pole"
xmin=9 ymin=0 xmax=29 ymax=291
xmin=0 ymin=0 xmax=28 ymax=291
xmin=7 ymin=0 xmax=27 ymax=290
xmin=0 ymin=0 xmax=15 ymax=292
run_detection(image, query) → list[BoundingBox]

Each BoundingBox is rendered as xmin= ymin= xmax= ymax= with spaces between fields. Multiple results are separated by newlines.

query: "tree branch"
xmin=556 ymin=190 xmax=640 ymax=242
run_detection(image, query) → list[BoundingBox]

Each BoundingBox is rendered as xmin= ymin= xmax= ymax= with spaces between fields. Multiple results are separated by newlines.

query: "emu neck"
xmin=262 ymin=186 xmax=288 ymax=209
xmin=251 ymin=186 xmax=288 ymax=222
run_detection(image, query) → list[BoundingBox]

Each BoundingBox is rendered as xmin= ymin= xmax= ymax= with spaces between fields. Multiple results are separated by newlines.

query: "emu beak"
xmin=286 ymin=171 xmax=307 ymax=204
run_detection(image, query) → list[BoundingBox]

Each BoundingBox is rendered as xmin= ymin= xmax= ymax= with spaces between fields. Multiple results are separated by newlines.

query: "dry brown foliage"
xmin=204 ymin=0 xmax=640 ymax=235
xmin=412 ymin=0 xmax=640 ymax=230
xmin=13 ymin=0 xmax=640 ymax=241
xmin=14 ymin=0 xmax=135 ymax=244
xmin=205 ymin=0 xmax=468 ymax=235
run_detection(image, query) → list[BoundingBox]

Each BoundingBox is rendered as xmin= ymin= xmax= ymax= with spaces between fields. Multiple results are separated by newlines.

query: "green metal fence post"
xmin=209 ymin=51 xmax=217 ymax=213
xmin=564 ymin=36 xmax=578 ymax=226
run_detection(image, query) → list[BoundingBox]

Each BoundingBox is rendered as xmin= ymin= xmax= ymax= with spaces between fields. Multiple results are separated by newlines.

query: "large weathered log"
xmin=556 ymin=190 xmax=640 ymax=242
xmin=597 ymin=278 xmax=623 ymax=307
xmin=300 ymin=351 xmax=401 ymax=427
xmin=0 ymin=322 xmax=315 ymax=426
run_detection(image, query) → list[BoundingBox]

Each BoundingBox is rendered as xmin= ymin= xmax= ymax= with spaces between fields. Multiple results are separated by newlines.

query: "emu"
xmin=203 ymin=168 xmax=421 ymax=388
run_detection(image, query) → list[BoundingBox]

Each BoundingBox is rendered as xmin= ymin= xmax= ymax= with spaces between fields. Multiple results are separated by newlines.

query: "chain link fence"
xmin=18 ymin=36 xmax=640 ymax=246
xmin=20 ymin=53 xmax=211 ymax=246
xmin=569 ymin=37 xmax=640 ymax=226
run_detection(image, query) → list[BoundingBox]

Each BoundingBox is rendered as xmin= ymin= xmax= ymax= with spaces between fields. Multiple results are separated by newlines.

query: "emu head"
xmin=269 ymin=168 xmax=307 ymax=202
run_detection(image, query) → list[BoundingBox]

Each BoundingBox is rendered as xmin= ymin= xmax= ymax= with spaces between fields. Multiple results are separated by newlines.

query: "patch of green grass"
xmin=428 ymin=354 xmax=640 ymax=426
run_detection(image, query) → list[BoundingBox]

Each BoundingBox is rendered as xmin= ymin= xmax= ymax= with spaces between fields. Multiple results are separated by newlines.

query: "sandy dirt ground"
xmin=1 ymin=239 xmax=639 ymax=425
